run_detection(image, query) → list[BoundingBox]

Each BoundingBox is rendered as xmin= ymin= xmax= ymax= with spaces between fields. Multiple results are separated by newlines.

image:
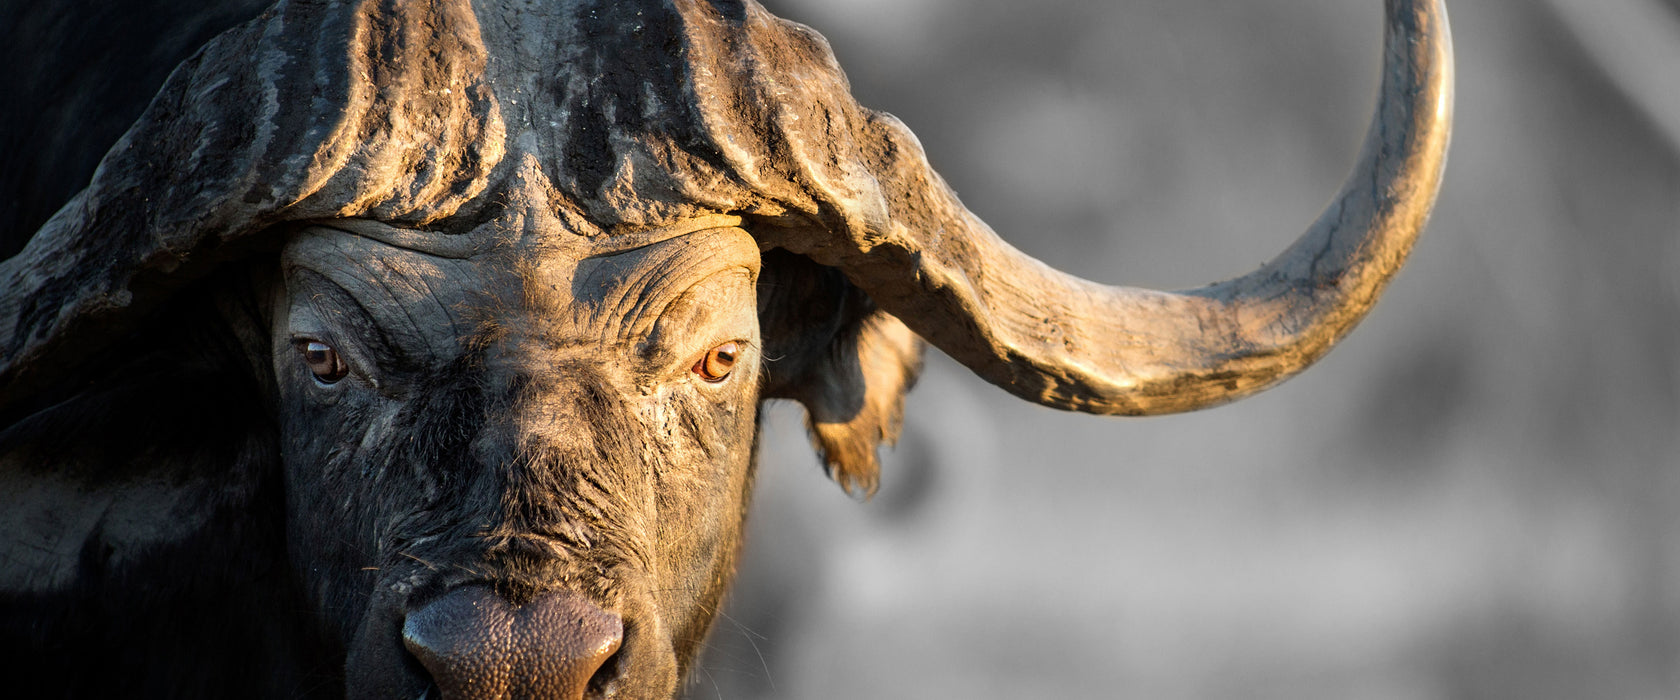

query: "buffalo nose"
xmin=402 ymin=586 xmax=623 ymax=699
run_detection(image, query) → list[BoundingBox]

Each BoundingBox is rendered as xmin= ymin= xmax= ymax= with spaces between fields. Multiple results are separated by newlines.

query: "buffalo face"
xmin=274 ymin=224 xmax=766 ymax=696
xmin=0 ymin=0 xmax=1451 ymax=696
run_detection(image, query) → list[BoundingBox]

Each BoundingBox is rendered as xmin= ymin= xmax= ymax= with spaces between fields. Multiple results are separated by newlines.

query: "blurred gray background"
xmin=692 ymin=0 xmax=1680 ymax=698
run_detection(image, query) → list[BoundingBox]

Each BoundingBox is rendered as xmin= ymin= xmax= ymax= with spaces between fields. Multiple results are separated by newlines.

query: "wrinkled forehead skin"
xmin=0 ymin=0 xmax=871 ymax=397
xmin=281 ymin=218 xmax=764 ymax=367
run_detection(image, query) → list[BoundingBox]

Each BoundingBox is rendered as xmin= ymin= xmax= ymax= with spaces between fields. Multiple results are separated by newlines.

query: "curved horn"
xmin=772 ymin=0 xmax=1453 ymax=415
xmin=0 ymin=0 xmax=501 ymax=407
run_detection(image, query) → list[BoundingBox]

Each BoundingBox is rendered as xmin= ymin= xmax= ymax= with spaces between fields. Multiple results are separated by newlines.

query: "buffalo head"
xmin=0 ymin=0 xmax=1452 ymax=697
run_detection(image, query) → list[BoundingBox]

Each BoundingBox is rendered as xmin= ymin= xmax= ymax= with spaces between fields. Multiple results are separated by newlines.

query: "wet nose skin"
xmin=402 ymin=586 xmax=623 ymax=699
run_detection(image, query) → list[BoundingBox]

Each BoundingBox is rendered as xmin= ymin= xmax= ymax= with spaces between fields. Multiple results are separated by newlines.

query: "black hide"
xmin=0 ymin=2 xmax=925 ymax=696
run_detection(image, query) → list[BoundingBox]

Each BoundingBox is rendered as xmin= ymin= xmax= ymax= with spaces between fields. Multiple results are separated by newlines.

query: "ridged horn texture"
xmin=754 ymin=0 xmax=1454 ymax=415
xmin=0 ymin=0 xmax=1449 ymax=419
xmin=0 ymin=0 xmax=504 ymax=407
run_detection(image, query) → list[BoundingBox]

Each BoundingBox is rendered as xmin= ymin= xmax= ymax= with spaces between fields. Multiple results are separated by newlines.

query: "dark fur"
xmin=0 ymin=0 xmax=272 ymax=257
xmin=0 ymin=2 xmax=926 ymax=695
xmin=0 ymin=256 xmax=919 ymax=697
xmin=0 ymin=268 xmax=335 ymax=695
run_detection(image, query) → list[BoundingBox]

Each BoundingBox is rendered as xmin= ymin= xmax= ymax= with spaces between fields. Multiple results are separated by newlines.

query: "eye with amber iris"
xmin=296 ymin=340 xmax=349 ymax=384
xmin=692 ymin=342 xmax=739 ymax=383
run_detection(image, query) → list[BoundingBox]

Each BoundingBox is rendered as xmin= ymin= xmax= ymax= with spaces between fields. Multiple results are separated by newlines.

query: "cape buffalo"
xmin=0 ymin=0 xmax=1452 ymax=697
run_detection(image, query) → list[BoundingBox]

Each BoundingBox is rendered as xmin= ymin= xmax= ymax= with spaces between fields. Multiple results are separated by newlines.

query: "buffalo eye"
xmin=692 ymin=342 xmax=739 ymax=383
xmin=297 ymin=340 xmax=349 ymax=384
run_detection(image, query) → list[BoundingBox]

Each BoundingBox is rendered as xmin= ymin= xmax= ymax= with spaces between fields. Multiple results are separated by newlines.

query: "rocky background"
xmin=698 ymin=1 xmax=1680 ymax=698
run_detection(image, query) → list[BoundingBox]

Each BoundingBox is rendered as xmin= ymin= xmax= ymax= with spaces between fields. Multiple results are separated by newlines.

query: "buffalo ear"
xmin=759 ymin=250 xmax=925 ymax=498
xmin=0 ymin=267 xmax=284 ymax=599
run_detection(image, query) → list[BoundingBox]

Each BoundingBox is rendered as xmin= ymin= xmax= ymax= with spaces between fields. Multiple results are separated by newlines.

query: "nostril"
xmin=519 ymin=590 xmax=622 ymax=697
xmin=401 ymin=585 xmax=623 ymax=699
xmin=585 ymin=646 xmax=623 ymax=697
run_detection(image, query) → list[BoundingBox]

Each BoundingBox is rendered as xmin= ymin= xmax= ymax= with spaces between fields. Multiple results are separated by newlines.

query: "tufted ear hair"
xmin=758 ymin=250 xmax=925 ymax=498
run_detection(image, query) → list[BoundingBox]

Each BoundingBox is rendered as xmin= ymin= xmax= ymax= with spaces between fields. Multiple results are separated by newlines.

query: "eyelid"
xmin=286 ymin=267 xmax=418 ymax=376
xmin=695 ymin=337 xmax=756 ymax=361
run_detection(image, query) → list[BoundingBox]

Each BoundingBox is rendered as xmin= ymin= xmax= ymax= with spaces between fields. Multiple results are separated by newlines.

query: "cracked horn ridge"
xmin=823 ymin=0 xmax=1452 ymax=415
